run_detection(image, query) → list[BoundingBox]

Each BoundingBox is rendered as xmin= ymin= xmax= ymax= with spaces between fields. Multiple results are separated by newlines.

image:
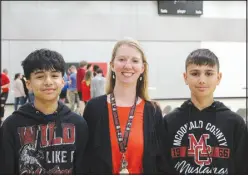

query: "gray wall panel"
xmin=1 ymin=1 xmax=246 ymax=103
xmin=136 ymin=17 xmax=245 ymax=42
xmin=2 ymin=2 xmax=245 ymax=42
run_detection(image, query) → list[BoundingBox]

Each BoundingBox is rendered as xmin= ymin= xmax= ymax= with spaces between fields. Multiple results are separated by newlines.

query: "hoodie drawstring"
xmin=185 ymin=101 xmax=192 ymax=159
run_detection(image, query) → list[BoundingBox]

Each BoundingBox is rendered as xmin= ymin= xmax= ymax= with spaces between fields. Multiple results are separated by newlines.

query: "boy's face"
xmin=183 ymin=64 xmax=222 ymax=98
xmin=26 ymin=69 xmax=65 ymax=102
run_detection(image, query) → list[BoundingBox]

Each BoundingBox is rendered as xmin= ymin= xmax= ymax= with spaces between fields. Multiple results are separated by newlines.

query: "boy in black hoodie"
xmin=164 ymin=49 xmax=248 ymax=174
xmin=0 ymin=49 xmax=88 ymax=174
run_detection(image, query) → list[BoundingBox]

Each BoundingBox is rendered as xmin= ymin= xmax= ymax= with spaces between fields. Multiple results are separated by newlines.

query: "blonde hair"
xmin=105 ymin=38 xmax=150 ymax=101
xmin=84 ymin=70 xmax=92 ymax=86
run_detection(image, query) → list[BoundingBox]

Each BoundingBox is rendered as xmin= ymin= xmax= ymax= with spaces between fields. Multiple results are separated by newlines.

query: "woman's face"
xmin=112 ymin=44 xmax=144 ymax=86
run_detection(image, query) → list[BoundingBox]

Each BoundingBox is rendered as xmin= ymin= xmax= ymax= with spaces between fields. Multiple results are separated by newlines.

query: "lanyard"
xmin=110 ymin=93 xmax=138 ymax=153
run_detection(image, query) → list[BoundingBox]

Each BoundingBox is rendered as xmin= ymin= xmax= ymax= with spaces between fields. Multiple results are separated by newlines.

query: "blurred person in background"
xmin=28 ymin=90 xmax=35 ymax=103
xmin=65 ymin=67 xmax=72 ymax=103
xmin=81 ymin=71 xmax=92 ymax=104
xmin=86 ymin=63 xmax=93 ymax=72
xmin=93 ymin=64 xmax=100 ymax=77
xmin=20 ymin=74 xmax=29 ymax=103
xmin=0 ymin=68 xmax=10 ymax=125
xmin=91 ymin=68 xmax=106 ymax=98
xmin=13 ymin=73 xmax=26 ymax=111
xmin=68 ymin=65 xmax=80 ymax=113
xmin=59 ymin=73 xmax=69 ymax=103
xmin=77 ymin=61 xmax=87 ymax=115
xmin=162 ymin=105 xmax=172 ymax=117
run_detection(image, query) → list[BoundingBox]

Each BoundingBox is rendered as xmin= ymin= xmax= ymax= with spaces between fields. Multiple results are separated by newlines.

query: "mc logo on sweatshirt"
xmin=170 ymin=120 xmax=230 ymax=174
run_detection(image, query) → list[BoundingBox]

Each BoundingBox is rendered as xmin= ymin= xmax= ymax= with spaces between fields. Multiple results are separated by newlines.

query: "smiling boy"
xmin=0 ymin=49 xmax=88 ymax=174
xmin=164 ymin=49 xmax=248 ymax=174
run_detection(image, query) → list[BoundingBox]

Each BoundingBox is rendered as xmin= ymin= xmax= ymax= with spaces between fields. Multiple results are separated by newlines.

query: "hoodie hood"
xmin=3 ymin=101 xmax=88 ymax=174
xmin=178 ymin=99 xmax=230 ymax=113
xmin=13 ymin=101 xmax=71 ymax=123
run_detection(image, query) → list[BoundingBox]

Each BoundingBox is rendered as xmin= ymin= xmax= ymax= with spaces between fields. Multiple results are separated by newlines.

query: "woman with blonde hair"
xmin=82 ymin=38 xmax=171 ymax=174
xmin=81 ymin=70 xmax=92 ymax=104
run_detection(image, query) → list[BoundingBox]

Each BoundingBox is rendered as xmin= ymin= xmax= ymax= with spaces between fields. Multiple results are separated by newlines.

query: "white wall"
xmin=1 ymin=1 xmax=246 ymax=103
xmin=203 ymin=1 xmax=246 ymax=19
xmin=201 ymin=42 xmax=246 ymax=98
xmin=2 ymin=1 xmax=245 ymax=41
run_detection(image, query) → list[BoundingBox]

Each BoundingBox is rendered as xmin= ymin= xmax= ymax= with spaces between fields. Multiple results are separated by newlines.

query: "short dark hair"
xmin=21 ymin=49 xmax=66 ymax=79
xmin=185 ymin=49 xmax=220 ymax=71
xmin=93 ymin=65 xmax=100 ymax=72
xmin=14 ymin=73 xmax=21 ymax=80
xmin=96 ymin=68 xmax=103 ymax=74
xmin=86 ymin=63 xmax=92 ymax=70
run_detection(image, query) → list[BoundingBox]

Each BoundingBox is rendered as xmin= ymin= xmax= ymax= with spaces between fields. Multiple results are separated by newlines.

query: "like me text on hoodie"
xmin=0 ymin=101 xmax=88 ymax=174
xmin=164 ymin=100 xmax=248 ymax=175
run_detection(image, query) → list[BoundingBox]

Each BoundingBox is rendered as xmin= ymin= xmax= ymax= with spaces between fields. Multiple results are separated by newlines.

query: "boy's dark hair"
xmin=185 ymin=48 xmax=220 ymax=71
xmin=14 ymin=73 xmax=21 ymax=80
xmin=93 ymin=65 xmax=100 ymax=72
xmin=21 ymin=49 xmax=66 ymax=79
xmin=86 ymin=63 xmax=92 ymax=70
xmin=96 ymin=68 xmax=103 ymax=74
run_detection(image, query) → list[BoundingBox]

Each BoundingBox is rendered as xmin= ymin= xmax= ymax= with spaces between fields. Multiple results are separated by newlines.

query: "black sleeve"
xmin=73 ymin=118 xmax=89 ymax=174
xmin=163 ymin=113 xmax=177 ymax=174
xmin=0 ymin=119 xmax=16 ymax=174
xmin=233 ymin=118 xmax=248 ymax=174
xmin=81 ymin=101 xmax=95 ymax=174
xmin=155 ymin=105 xmax=173 ymax=174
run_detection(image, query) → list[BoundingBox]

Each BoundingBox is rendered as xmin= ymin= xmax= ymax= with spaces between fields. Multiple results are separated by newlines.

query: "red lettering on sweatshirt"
xmin=18 ymin=126 xmax=37 ymax=146
xmin=62 ymin=124 xmax=75 ymax=144
xmin=40 ymin=123 xmax=75 ymax=147
xmin=18 ymin=123 xmax=75 ymax=148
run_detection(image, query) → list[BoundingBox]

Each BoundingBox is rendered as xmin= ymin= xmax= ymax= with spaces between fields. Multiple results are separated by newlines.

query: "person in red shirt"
xmin=0 ymin=68 xmax=10 ymax=125
xmin=77 ymin=61 xmax=87 ymax=114
xmin=81 ymin=71 xmax=92 ymax=104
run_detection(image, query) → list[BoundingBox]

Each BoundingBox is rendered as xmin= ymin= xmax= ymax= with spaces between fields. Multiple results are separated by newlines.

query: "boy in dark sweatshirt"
xmin=0 ymin=49 xmax=88 ymax=174
xmin=164 ymin=49 xmax=248 ymax=174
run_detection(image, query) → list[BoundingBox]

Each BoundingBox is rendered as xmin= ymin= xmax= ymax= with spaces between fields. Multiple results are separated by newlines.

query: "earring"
xmin=112 ymin=73 xmax=115 ymax=79
xmin=139 ymin=76 xmax=142 ymax=81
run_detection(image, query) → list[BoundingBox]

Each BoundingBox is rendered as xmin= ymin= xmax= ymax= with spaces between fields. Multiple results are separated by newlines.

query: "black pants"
xmin=0 ymin=92 xmax=9 ymax=119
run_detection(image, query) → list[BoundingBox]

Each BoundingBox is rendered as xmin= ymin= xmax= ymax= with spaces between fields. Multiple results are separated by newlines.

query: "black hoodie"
xmin=164 ymin=100 xmax=248 ymax=175
xmin=0 ymin=101 xmax=88 ymax=174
